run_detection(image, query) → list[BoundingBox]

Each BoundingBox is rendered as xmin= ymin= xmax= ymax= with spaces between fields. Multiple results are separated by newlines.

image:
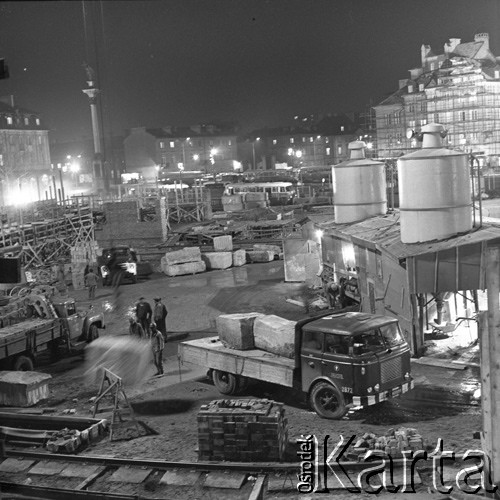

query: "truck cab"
xmin=299 ymin=312 xmax=413 ymax=419
xmin=50 ymin=297 xmax=104 ymax=343
xmin=98 ymin=246 xmax=138 ymax=285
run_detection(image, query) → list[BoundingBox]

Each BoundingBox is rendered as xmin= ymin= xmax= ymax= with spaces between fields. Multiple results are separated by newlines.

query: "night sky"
xmin=0 ymin=0 xmax=499 ymax=144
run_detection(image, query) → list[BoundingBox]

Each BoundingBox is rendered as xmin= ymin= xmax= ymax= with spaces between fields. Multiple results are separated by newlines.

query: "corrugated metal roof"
xmin=317 ymin=212 xmax=500 ymax=258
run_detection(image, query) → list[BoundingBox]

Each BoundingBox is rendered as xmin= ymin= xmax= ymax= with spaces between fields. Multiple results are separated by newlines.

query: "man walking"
xmin=150 ymin=324 xmax=164 ymax=376
xmin=153 ymin=296 xmax=168 ymax=340
xmin=84 ymin=267 xmax=98 ymax=300
xmin=135 ymin=297 xmax=152 ymax=336
xmin=129 ymin=317 xmax=145 ymax=338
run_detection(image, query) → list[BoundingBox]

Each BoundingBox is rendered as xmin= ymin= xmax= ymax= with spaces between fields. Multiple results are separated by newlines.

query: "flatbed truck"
xmin=179 ymin=311 xmax=414 ymax=419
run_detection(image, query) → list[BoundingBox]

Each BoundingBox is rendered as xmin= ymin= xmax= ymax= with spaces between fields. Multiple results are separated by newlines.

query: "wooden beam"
xmin=485 ymin=245 xmax=500 ymax=489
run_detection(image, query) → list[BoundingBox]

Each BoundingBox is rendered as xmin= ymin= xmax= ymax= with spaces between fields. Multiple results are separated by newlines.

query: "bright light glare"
xmin=315 ymin=229 xmax=324 ymax=239
xmin=210 ymin=148 xmax=218 ymax=156
xmin=366 ymin=142 xmax=373 ymax=149
xmin=295 ymin=150 xmax=303 ymax=158
xmin=193 ymin=154 xmax=199 ymax=161
xmin=70 ymin=161 xmax=80 ymax=173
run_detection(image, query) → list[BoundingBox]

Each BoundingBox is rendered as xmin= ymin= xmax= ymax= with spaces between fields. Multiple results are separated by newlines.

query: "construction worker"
xmin=135 ymin=297 xmax=152 ymax=336
xmin=84 ymin=268 xmax=98 ymax=300
xmin=150 ymin=324 xmax=164 ymax=376
xmin=153 ymin=296 xmax=168 ymax=341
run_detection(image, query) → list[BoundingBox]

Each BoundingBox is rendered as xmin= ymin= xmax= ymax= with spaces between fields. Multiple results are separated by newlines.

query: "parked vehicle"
xmin=0 ymin=294 xmax=105 ymax=371
xmin=98 ymin=246 xmax=138 ymax=285
xmin=179 ymin=311 xmax=413 ymax=419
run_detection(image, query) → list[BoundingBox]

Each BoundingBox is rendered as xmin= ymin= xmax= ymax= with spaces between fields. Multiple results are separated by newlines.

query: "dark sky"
xmin=0 ymin=0 xmax=499 ymax=143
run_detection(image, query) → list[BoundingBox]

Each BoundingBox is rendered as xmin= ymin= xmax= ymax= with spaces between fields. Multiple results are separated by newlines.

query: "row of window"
xmin=2 ymin=134 xmax=44 ymax=146
xmin=3 ymin=115 xmax=41 ymax=127
xmin=159 ymin=139 xmax=233 ymax=149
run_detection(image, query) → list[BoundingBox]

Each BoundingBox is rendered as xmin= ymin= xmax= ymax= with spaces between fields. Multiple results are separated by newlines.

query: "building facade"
xmin=123 ymin=124 xmax=239 ymax=182
xmin=0 ymin=96 xmax=51 ymax=205
xmin=374 ymin=33 xmax=500 ymax=166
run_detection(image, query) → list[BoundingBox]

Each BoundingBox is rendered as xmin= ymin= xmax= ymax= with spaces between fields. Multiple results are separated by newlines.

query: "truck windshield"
xmin=379 ymin=323 xmax=405 ymax=348
xmin=352 ymin=331 xmax=386 ymax=355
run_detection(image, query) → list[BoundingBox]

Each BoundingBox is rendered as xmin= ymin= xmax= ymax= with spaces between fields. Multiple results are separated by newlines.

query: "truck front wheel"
xmin=212 ymin=370 xmax=238 ymax=395
xmin=13 ymin=355 xmax=34 ymax=372
xmin=309 ymin=381 xmax=347 ymax=419
xmin=88 ymin=325 xmax=99 ymax=343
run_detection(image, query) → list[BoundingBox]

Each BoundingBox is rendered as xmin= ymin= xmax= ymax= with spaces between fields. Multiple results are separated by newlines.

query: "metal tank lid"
xmin=334 ymin=140 xmax=385 ymax=168
xmin=399 ymin=123 xmax=467 ymax=160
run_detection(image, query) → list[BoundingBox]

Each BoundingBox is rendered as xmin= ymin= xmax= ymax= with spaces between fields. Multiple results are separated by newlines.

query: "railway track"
xmin=0 ymin=446 xmax=470 ymax=499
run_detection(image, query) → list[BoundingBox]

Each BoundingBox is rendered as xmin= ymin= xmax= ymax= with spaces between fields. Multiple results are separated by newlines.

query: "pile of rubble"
xmin=350 ymin=427 xmax=425 ymax=459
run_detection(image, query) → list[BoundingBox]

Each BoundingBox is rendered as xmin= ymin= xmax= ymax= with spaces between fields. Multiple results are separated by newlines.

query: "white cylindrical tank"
xmin=398 ymin=123 xmax=472 ymax=243
xmin=333 ymin=141 xmax=387 ymax=223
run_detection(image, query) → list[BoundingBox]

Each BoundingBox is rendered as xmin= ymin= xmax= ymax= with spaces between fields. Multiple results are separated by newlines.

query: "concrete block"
xmin=232 ymin=249 xmax=246 ymax=267
xmin=201 ymin=252 xmax=233 ymax=270
xmin=164 ymin=247 xmax=202 ymax=265
xmin=253 ymin=315 xmax=297 ymax=358
xmin=216 ymin=313 xmax=264 ymax=350
xmin=253 ymin=244 xmax=281 ymax=257
xmin=0 ymin=371 xmax=52 ymax=407
xmin=163 ymin=260 xmax=206 ymax=276
xmin=246 ymin=250 xmax=274 ymax=263
xmin=213 ymin=235 xmax=233 ymax=251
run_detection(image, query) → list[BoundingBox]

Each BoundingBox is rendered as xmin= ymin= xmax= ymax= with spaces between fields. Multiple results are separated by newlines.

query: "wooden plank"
xmin=180 ymin=337 xmax=295 ymax=387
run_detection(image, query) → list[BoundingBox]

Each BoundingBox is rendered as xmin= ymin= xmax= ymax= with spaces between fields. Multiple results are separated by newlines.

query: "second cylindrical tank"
xmin=333 ymin=141 xmax=387 ymax=224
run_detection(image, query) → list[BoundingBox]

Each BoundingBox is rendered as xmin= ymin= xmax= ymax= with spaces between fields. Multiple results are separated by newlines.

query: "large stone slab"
xmin=253 ymin=244 xmax=281 ymax=257
xmin=201 ymin=252 xmax=233 ymax=270
xmin=160 ymin=470 xmax=201 ymax=486
xmin=216 ymin=313 xmax=264 ymax=350
xmin=163 ymin=260 xmax=206 ymax=277
xmin=29 ymin=461 xmax=66 ymax=476
xmin=60 ymin=464 xmax=101 ymax=478
xmin=213 ymin=235 xmax=233 ymax=251
xmin=0 ymin=458 xmax=35 ymax=473
xmin=0 ymin=371 xmax=52 ymax=407
xmin=203 ymin=470 xmax=246 ymax=489
xmin=108 ymin=467 xmax=152 ymax=483
xmin=164 ymin=247 xmax=202 ymax=266
xmin=253 ymin=315 xmax=297 ymax=358
xmin=232 ymin=249 xmax=246 ymax=267
xmin=246 ymin=250 xmax=274 ymax=263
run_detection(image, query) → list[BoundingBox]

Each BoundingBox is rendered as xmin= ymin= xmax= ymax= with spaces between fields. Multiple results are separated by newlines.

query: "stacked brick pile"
xmin=351 ymin=427 xmax=425 ymax=459
xmin=197 ymin=399 xmax=288 ymax=462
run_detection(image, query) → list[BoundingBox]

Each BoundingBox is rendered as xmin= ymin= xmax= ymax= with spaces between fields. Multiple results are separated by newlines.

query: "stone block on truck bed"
xmin=253 ymin=315 xmax=297 ymax=359
xmin=201 ymin=252 xmax=233 ymax=270
xmin=163 ymin=260 xmax=206 ymax=277
xmin=164 ymin=247 xmax=202 ymax=266
xmin=216 ymin=313 xmax=264 ymax=350
xmin=246 ymin=250 xmax=274 ymax=263
xmin=232 ymin=249 xmax=246 ymax=267
xmin=0 ymin=371 xmax=52 ymax=407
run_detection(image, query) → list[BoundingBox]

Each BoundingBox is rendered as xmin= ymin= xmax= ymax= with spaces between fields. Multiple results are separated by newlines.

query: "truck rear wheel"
xmin=309 ymin=381 xmax=347 ymax=419
xmin=212 ymin=370 xmax=238 ymax=395
xmin=13 ymin=355 xmax=34 ymax=372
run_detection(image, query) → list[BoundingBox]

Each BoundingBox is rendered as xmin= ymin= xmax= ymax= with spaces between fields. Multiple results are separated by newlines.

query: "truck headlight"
xmin=101 ymin=266 xmax=109 ymax=277
xmin=374 ymin=384 xmax=380 ymax=392
xmin=367 ymin=387 xmax=373 ymax=394
xmin=124 ymin=262 xmax=137 ymax=274
xmin=361 ymin=367 xmax=366 ymax=375
xmin=404 ymin=372 xmax=411 ymax=380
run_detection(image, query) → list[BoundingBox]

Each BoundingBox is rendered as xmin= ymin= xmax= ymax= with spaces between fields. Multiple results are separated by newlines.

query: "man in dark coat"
xmin=153 ymin=296 xmax=168 ymax=340
xmin=135 ymin=297 xmax=152 ymax=336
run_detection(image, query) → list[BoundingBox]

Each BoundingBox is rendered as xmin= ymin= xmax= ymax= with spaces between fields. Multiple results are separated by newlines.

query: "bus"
xmin=225 ymin=181 xmax=296 ymax=205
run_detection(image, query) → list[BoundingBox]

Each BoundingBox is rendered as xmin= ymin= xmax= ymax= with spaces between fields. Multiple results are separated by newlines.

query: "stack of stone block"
xmin=161 ymin=247 xmax=206 ymax=276
xmin=216 ymin=312 xmax=264 ymax=350
xmin=0 ymin=371 xmax=52 ymax=406
xmin=244 ymin=192 xmax=268 ymax=210
xmin=253 ymin=315 xmax=297 ymax=358
xmin=197 ymin=399 xmax=288 ymax=462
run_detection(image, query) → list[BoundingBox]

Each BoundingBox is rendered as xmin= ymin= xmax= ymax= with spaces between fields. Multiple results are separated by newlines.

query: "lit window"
xmin=496 ymin=70 xmax=500 ymax=79
xmin=290 ymin=137 xmax=294 ymax=144
xmin=408 ymin=85 xmax=414 ymax=93
xmin=6 ymin=116 xmax=12 ymax=125
xmin=302 ymin=137 xmax=306 ymax=143
xmin=434 ymin=113 xmax=439 ymax=123
xmin=228 ymin=140 xmax=232 ymax=146
xmin=419 ymin=84 xmax=424 ymax=92
xmin=35 ymin=118 xmax=40 ymax=126
xmin=326 ymin=147 xmax=331 ymax=155
xmin=169 ymin=141 xmax=175 ymax=148
xmin=430 ymin=63 xmax=435 ymax=70
xmin=325 ymin=137 xmax=329 ymax=144
xmin=309 ymin=137 xmax=313 ymax=143
xmin=420 ymin=119 xmax=427 ymax=126
xmin=273 ymin=139 xmax=277 ymax=145
xmin=24 ymin=117 xmax=29 ymax=125
xmin=159 ymin=141 xmax=165 ymax=149
xmin=340 ymin=126 xmax=344 ymax=132
xmin=38 ymin=136 xmax=42 ymax=145
xmin=461 ymin=112 xmax=466 ymax=121
xmin=337 ymin=145 xmax=342 ymax=155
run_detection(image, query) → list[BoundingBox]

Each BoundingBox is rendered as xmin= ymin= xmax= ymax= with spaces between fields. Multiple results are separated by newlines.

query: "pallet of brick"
xmin=213 ymin=235 xmax=233 ymax=251
xmin=253 ymin=315 xmax=297 ymax=359
xmin=246 ymin=250 xmax=274 ymax=263
xmin=253 ymin=244 xmax=281 ymax=258
xmin=197 ymin=399 xmax=288 ymax=462
xmin=232 ymin=249 xmax=246 ymax=267
xmin=0 ymin=371 xmax=52 ymax=407
xmin=216 ymin=312 xmax=264 ymax=350
xmin=164 ymin=247 xmax=202 ymax=266
xmin=163 ymin=260 xmax=206 ymax=277
xmin=201 ymin=252 xmax=232 ymax=270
